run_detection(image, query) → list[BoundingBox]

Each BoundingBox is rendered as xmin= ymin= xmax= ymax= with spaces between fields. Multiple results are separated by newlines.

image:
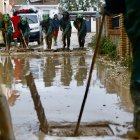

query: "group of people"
xmin=0 ymin=11 xmax=87 ymax=51
xmin=41 ymin=11 xmax=87 ymax=50
xmin=0 ymin=12 xmax=30 ymax=50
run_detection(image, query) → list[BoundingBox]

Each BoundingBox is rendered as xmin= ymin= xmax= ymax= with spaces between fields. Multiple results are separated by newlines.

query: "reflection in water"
xmin=14 ymin=56 xmax=24 ymax=81
xmin=3 ymin=56 xmax=14 ymax=88
xmin=97 ymin=61 xmax=133 ymax=112
xmin=20 ymin=58 xmax=30 ymax=86
xmin=43 ymin=56 xmax=56 ymax=87
xmin=61 ymin=54 xmax=72 ymax=86
xmin=75 ymin=55 xmax=87 ymax=86
xmin=2 ymin=56 xmax=19 ymax=106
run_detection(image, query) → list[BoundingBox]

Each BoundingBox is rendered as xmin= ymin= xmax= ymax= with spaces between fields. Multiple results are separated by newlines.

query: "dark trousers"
xmin=2 ymin=32 xmax=12 ymax=50
xmin=78 ymin=35 xmax=85 ymax=48
xmin=63 ymin=35 xmax=70 ymax=49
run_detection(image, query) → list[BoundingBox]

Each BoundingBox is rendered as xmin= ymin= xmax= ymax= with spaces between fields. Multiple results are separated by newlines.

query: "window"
xmin=111 ymin=15 xmax=120 ymax=29
xmin=20 ymin=15 xmax=38 ymax=24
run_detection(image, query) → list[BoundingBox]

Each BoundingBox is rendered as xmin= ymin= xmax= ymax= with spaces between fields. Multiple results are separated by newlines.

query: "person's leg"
xmin=81 ymin=36 xmax=85 ymax=48
xmin=19 ymin=35 xmax=24 ymax=48
xmin=46 ymin=35 xmax=52 ymax=49
xmin=24 ymin=35 xmax=29 ymax=48
xmin=78 ymin=35 xmax=81 ymax=48
xmin=124 ymin=0 xmax=140 ymax=133
xmin=54 ymin=31 xmax=58 ymax=45
xmin=66 ymin=35 xmax=70 ymax=50
xmin=63 ymin=35 xmax=66 ymax=49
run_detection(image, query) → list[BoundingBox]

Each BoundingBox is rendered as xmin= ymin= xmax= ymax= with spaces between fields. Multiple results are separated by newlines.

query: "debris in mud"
xmin=48 ymin=123 xmax=114 ymax=137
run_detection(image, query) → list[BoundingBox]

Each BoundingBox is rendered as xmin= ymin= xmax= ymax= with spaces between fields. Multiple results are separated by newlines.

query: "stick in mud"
xmin=26 ymin=72 xmax=48 ymax=134
xmin=20 ymin=30 xmax=29 ymax=49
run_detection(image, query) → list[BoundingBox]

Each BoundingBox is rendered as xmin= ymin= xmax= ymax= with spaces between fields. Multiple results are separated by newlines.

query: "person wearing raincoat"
xmin=11 ymin=12 xmax=21 ymax=47
xmin=73 ymin=13 xmax=87 ymax=49
xmin=18 ymin=17 xmax=30 ymax=48
xmin=59 ymin=11 xmax=72 ymax=50
xmin=41 ymin=14 xmax=54 ymax=50
xmin=0 ymin=14 xmax=13 ymax=51
xmin=52 ymin=14 xmax=60 ymax=46
xmin=104 ymin=0 xmax=140 ymax=137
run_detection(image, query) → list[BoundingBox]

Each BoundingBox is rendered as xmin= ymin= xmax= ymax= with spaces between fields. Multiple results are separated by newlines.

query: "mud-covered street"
xmin=0 ymin=32 xmax=134 ymax=140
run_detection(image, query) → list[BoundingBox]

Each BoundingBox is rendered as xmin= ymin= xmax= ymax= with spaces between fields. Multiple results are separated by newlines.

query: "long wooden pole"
xmin=74 ymin=14 xmax=105 ymax=136
xmin=20 ymin=30 xmax=29 ymax=49
xmin=0 ymin=95 xmax=15 ymax=140
xmin=26 ymin=72 xmax=48 ymax=134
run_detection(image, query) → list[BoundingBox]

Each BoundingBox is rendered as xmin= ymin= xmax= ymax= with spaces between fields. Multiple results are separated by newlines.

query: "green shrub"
xmin=100 ymin=36 xmax=117 ymax=58
xmin=92 ymin=35 xmax=117 ymax=59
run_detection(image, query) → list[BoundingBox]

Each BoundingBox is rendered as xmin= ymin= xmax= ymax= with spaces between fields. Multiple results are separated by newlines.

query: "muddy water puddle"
xmin=0 ymin=51 xmax=133 ymax=139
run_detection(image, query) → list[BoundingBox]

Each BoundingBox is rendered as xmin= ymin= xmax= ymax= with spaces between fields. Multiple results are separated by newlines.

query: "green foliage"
xmin=100 ymin=36 xmax=117 ymax=58
xmin=92 ymin=35 xmax=117 ymax=59
xmin=60 ymin=0 xmax=98 ymax=11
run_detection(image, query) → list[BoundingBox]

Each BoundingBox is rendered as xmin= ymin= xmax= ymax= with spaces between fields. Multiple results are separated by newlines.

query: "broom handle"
xmin=74 ymin=14 xmax=105 ymax=136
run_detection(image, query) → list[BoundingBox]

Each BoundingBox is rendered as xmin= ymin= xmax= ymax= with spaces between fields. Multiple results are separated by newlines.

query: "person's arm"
xmin=24 ymin=22 xmax=30 ymax=36
xmin=79 ymin=20 xmax=87 ymax=37
xmin=63 ymin=20 xmax=71 ymax=36
xmin=59 ymin=18 xmax=63 ymax=31
xmin=46 ymin=20 xmax=53 ymax=36
xmin=8 ymin=21 xmax=13 ymax=35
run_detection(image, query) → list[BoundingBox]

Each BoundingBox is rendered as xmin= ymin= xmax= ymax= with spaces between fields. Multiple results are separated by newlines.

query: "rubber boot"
xmin=67 ymin=38 xmax=70 ymax=51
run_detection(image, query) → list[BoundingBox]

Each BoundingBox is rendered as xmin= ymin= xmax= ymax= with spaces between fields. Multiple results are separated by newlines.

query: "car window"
xmin=20 ymin=15 xmax=38 ymax=24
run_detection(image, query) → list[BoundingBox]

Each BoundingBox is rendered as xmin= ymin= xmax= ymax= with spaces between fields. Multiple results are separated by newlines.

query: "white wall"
xmin=33 ymin=5 xmax=59 ymax=18
xmin=0 ymin=0 xmax=12 ymax=14
xmin=91 ymin=18 xmax=96 ymax=32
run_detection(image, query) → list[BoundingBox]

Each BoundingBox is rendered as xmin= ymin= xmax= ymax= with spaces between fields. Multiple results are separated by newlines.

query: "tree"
xmin=59 ymin=0 xmax=102 ymax=12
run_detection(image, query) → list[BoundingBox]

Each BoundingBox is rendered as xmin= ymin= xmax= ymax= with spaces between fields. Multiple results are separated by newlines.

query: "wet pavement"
xmin=0 ymin=32 xmax=134 ymax=140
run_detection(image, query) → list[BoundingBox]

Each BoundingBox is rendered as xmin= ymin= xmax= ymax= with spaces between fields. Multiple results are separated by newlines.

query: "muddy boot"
xmin=81 ymin=39 xmax=85 ymax=49
xmin=67 ymin=47 xmax=70 ymax=51
xmin=48 ymin=46 xmax=51 ymax=50
xmin=63 ymin=45 xmax=66 ymax=50
xmin=67 ymin=38 xmax=70 ymax=51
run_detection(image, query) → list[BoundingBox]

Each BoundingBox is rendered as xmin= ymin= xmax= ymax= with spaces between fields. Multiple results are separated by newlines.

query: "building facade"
xmin=0 ymin=0 xmax=11 ymax=14
xmin=97 ymin=14 xmax=131 ymax=58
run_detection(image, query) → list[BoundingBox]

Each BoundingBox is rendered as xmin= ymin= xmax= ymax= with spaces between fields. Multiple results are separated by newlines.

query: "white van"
xmin=14 ymin=5 xmax=43 ymax=45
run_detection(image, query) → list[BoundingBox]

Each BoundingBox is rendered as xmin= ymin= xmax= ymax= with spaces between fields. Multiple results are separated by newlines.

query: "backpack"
xmin=104 ymin=0 xmax=126 ymax=15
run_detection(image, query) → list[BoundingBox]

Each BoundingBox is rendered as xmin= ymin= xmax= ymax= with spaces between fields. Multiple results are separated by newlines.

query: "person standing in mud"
xmin=73 ymin=13 xmax=87 ymax=49
xmin=104 ymin=0 xmax=140 ymax=137
xmin=59 ymin=11 xmax=72 ymax=50
xmin=18 ymin=17 xmax=30 ymax=48
xmin=11 ymin=12 xmax=21 ymax=47
xmin=0 ymin=14 xmax=13 ymax=51
xmin=41 ymin=14 xmax=54 ymax=50
xmin=52 ymin=14 xmax=60 ymax=46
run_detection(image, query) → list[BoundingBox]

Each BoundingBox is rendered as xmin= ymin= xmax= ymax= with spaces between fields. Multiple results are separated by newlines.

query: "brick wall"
xmin=100 ymin=14 xmax=131 ymax=58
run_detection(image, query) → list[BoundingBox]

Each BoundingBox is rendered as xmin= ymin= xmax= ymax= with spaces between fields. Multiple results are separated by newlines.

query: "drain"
xmin=48 ymin=123 xmax=114 ymax=137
